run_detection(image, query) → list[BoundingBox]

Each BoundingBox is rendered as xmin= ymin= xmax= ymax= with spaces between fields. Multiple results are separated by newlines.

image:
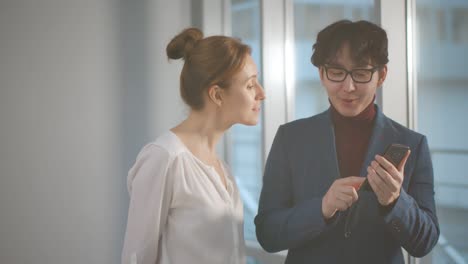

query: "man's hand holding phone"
xmin=366 ymin=144 xmax=411 ymax=206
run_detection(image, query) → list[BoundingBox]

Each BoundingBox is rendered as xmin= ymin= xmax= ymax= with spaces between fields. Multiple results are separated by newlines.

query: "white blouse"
xmin=121 ymin=131 xmax=245 ymax=264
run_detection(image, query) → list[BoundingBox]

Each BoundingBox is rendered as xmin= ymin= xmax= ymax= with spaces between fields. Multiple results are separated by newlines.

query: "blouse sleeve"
xmin=121 ymin=144 xmax=174 ymax=264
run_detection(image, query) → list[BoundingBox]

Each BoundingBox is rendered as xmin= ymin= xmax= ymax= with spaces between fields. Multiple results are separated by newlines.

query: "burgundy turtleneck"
xmin=331 ymin=100 xmax=376 ymax=178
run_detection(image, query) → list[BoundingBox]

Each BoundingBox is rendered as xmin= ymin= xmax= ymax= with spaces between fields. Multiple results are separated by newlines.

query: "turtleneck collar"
xmin=330 ymin=97 xmax=376 ymax=126
xmin=330 ymin=96 xmax=377 ymax=178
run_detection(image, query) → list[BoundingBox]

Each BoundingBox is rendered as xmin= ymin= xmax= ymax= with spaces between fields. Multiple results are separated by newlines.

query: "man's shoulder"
xmin=380 ymin=115 xmax=426 ymax=147
xmin=384 ymin=115 xmax=424 ymax=138
xmin=282 ymin=110 xmax=329 ymax=132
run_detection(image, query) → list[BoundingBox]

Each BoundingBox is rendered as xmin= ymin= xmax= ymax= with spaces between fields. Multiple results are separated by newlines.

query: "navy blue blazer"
xmin=255 ymin=105 xmax=440 ymax=264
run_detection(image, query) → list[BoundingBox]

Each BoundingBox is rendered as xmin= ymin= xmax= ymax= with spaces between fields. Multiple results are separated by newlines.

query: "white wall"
xmin=147 ymin=0 xmax=190 ymax=137
xmin=0 ymin=0 xmax=190 ymax=263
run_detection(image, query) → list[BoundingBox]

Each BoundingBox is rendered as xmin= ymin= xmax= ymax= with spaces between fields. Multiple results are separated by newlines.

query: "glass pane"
xmin=230 ymin=0 xmax=263 ymax=249
xmin=415 ymin=0 xmax=468 ymax=262
xmin=293 ymin=0 xmax=377 ymax=120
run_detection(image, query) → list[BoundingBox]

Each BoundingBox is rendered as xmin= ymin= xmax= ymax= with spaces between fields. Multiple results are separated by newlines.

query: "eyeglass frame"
xmin=322 ymin=65 xmax=383 ymax=84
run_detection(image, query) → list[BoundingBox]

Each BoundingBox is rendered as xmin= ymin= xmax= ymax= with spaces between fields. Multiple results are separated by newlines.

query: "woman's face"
xmin=220 ymin=55 xmax=265 ymax=126
xmin=319 ymin=43 xmax=387 ymax=117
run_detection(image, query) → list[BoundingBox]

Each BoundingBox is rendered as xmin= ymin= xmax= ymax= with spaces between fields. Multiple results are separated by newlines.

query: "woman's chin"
xmin=241 ymin=118 xmax=259 ymax=126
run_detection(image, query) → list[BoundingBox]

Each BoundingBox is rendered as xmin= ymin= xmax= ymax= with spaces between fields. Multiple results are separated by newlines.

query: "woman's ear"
xmin=207 ymin=85 xmax=223 ymax=107
xmin=377 ymin=65 xmax=388 ymax=87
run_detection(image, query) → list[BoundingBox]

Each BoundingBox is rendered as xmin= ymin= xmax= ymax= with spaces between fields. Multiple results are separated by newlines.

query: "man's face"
xmin=319 ymin=43 xmax=387 ymax=117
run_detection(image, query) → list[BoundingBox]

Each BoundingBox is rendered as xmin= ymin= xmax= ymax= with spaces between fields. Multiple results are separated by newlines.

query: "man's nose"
xmin=342 ymin=74 xmax=356 ymax=93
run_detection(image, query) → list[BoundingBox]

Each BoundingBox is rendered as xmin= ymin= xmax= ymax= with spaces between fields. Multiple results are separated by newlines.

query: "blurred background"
xmin=0 ymin=0 xmax=467 ymax=263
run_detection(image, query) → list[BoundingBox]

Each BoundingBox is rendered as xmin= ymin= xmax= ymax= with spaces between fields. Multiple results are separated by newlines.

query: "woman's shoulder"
xmin=127 ymin=131 xmax=188 ymax=193
xmin=130 ymin=131 xmax=189 ymax=170
xmin=142 ymin=130 xmax=188 ymax=158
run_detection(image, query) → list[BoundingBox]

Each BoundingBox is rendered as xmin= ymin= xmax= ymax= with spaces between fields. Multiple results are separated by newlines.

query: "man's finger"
xmin=397 ymin=150 xmax=411 ymax=171
xmin=341 ymin=176 xmax=366 ymax=189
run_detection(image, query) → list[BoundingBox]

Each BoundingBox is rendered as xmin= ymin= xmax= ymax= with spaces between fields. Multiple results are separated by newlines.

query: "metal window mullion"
xmin=407 ymin=0 xmax=418 ymax=132
xmin=261 ymin=0 xmax=288 ymax=161
xmin=285 ymin=0 xmax=296 ymax=123
xmin=379 ymin=0 xmax=409 ymax=127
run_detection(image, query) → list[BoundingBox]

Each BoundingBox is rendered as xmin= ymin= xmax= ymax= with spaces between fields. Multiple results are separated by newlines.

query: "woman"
xmin=121 ymin=28 xmax=265 ymax=264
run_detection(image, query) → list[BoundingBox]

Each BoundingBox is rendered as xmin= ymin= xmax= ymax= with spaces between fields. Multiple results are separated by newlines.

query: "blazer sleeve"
xmin=382 ymin=135 xmax=440 ymax=257
xmin=255 ymin=125 xmax=340 ymax=253
xmin=121 ymin=144 xmax=174 ymax=264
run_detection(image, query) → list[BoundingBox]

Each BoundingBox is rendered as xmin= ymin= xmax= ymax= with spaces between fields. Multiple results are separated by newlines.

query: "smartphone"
xmin=359 ymin=143 xmax=410 ymax=192
xmin=382 ymin=144 xmax=410 ymax=167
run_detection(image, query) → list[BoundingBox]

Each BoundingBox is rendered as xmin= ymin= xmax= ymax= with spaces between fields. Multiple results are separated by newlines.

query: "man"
xmin=255 ymin=20 xmax=439 ymax=264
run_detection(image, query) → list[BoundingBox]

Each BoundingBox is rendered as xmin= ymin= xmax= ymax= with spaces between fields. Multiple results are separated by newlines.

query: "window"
xmin=222 ymin=1 xmax=468 ymax=263
xmin=452 ymin=8 xmax=468 ymax=44
xmin=415 ymin=0 xmax=468 ymax=262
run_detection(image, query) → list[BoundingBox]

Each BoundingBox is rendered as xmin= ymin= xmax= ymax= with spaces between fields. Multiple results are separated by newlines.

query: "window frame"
xmin=196 ymin=0 xmax=441 ymax=263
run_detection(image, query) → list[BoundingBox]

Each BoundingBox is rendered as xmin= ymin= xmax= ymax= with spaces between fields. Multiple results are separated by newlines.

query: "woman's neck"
xmin=171 ymin=110 xmax=225 ymax=157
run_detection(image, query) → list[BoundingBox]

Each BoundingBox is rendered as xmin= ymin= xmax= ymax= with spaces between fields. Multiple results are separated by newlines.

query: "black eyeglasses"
xmin=324 ymin=65 xmax=381 ymax=83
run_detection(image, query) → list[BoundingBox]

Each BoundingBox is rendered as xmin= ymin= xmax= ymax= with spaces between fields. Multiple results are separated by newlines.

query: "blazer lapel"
xmin=359 ymin=105 xmax=395 ymax=177
xmin=321 ymin=109 xmax=341 ymax=182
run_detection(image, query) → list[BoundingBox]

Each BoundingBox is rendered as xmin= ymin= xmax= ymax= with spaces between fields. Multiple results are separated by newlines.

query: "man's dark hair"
xmin=311 ymin=20 xmax=388 ymax=67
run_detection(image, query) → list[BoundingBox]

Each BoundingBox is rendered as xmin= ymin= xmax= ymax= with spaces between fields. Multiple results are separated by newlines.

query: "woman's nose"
xmin=256 ymin=84 xmax=266 ymax=100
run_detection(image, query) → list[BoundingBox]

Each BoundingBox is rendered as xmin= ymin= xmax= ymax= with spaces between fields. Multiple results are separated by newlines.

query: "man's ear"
xmin=207 ymin=85 xmax=223 ymax=107
xmin=319 ymin=66 xmax=326 ymax=83
xmin=377 ymin=65 xmax=388 ymax=87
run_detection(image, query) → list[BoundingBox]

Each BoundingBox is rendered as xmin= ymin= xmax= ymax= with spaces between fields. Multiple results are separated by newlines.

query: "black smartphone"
xmin=382 ymin=144 xmax=410 ymax=167
xmin=360 ymin=143 xmax=410 ymax=192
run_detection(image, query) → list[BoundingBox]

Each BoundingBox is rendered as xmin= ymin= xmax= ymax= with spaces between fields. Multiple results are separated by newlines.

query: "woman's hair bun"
xmin=166 ymin=28 xmax=204 ymax=60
